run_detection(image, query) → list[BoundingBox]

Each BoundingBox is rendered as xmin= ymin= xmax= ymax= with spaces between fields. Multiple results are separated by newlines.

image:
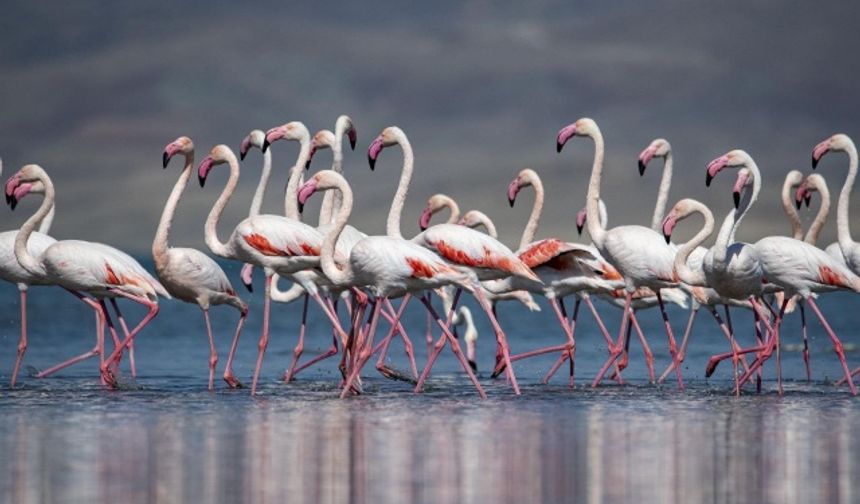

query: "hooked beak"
xmin=811 ymin=139 xmax=830 ymax=169
xmin=197 ymin=156 xmax=215 ymax=187
xmin=306 ymin=144 xmax=318 ymax=170
xmin=239 ymin=136 xmax=252 ymax=161
xmin=240 ymin=263 xmax=254 ymax=293
xmin=795 ymin=182 xmax=807 ymax=210
xmin=556 ymin=123 xmax=577 ymax=153
xmin=367 ymin=136 xmax=384 ymax=170
xmin=575 ymin=208 xmax=587 ymax=236
xmin=347 ymin=128 xmax=357 ymax=151
xmin=705 ymin=155 xmax=729 ymax=187
xmin=418 ymin=207 xmax=433 ymax=231
xmin=262 ymin=126 xmax=286 ymax=153
xmin=731 ymin=171 xmax=749 ymax=209
xmin=297 ymin=178 xmax=319 ymax=214
xmin=661 ymin=214 xmax=677 ymax=244
xmin=507 ymin=179 xmax=520 ymax=207
xmin=5 ymin=174 xmax=21 ymax=208
xmin=638 ymin=145 xmax=657 ymax=176
xmin=162 ymin=142 xmax=181 ymax=169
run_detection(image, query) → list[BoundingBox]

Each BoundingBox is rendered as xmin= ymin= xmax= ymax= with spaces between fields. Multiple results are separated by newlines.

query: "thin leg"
xmin=340 ymin=299 xmax=383 ymax=398
xmin=496 ymin=296 xmax=575 ymax=378
xmin=36 ymin=291 xmax=105 ymax=379
xmin=223 ymin=306 xmax=248 ymax=388
xmin=100 ymin=300 xmax=122 ymax=375
xmin=659 ymin=307 xmax=698 ymax=384
xmin=414 ymin=295 xmax=487 ymax=399
xmin=806 ymin=298 xmax=856 ymax=395
xmin=628 ymin=310 xmax=655 ymax=382
xmin=250 ymin=275 xmax=273 ymax=395
xmin=542 ymin=298 xmax=578 ymax=386
xmin=100 ymin=293 xmax=159 ymax=388
xmin=584 ymin=296 xmax=624 ymax=382
xmin=284 ymin=294 xmax=310 ymax=383
xmin=11 ymin=289 xmax=28 ymax=387
xmin=799 ymin=301 xmax=811 ymax=382
xmin=201 ymin=309 xmax=217 ymax=391
xmin=737 ymin=298 xmax=788 ymax=390
xmin=472 ymin=286 xmax=520 ymax=395
xmin=657 ymin=291 xmax=684 ymax=390
xmin=592 ymin=291 xmax=632 ymax=387
xmin=109 ymin=298 xmax=136 ymax=378
xmin=425 ymin=310 xmax=434 ymax=357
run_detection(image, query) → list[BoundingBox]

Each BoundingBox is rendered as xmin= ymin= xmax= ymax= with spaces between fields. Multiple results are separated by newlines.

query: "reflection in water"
xmin=0 ymin=383 xmax=858 ymax=503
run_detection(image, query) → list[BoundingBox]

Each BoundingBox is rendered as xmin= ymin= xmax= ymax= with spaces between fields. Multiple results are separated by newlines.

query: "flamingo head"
xmin=458 ymin=210 xmax=486 ymax=230
xmin=239 ymin=130 xmax=265 ymax=161
xmin=336 ymin=114 xmax=358 ymax=151
xmin=5 ymin=164 xmax=44 ymax=210
xmin=507 ymin=168 xmax=535 ymax=207
xmin=795 ymin=178 xmax=811 ymax=210
xmin=638 ymin=138 xmax=670 ymax=176
xmin=296 ymin=170 xmax=346 ymax=213
xmin=732 ymin=168 xmax=752 ymax=209
xmin=419 ymin=194 xmax=451 ymax=231
xmin=163 ymin=136 xmax=193 ymax=168
xmin=661 ymin=198 xmax=697 ymax=244
xmin=556 ymin=118 xmax=598 ymax=152
xmin=705 ymin=149 xmax=750 ymax=187
xmin=262 ymin=121 xmax=310 ymax=153
xmin=307 ymin=129 xmax=336 ymax=169
xmin=367 ymin=126 xmax=404 ymax=170
xmin=812 ymin=133 xmax=853 ymax=169
xmin=197 ymin=145 xmax=234 ymax=188
xmin=575 ymin=206 xmax=588 ymax=235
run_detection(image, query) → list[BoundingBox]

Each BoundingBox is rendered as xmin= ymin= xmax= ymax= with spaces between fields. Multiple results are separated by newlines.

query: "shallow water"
xmin=0 ymin=264 xmax=859 ymax=503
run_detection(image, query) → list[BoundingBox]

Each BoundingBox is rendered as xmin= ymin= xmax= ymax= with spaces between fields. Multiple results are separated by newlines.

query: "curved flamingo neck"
xmin=204 ymin=154 xmax=239 ymax=258
xmin=781 ymin=175 xmax=803 ymax=240
xmin=837 ymin=142 xmax=857 ymax=252
xmin=673 ymin=201 xmax=713 ymax=287
xmin=284 ymin=137 xmax=311 ymax=220
xmin=320 ymin=176 xmax=356 ymax=287
xmin=715 ymin=161 xmax=761 ymax=254
xmin=584 ymin=128 xmax=607 ymax=248
xmin=387 ymin=133 xmax=414 ymax=239
xmin=38 ymin=201 xmax=55 ymax=234
xmin=520 ymin=172 xmax=545 ymax=249
xmin=467 ymin=211 xmax=497 ymax=238
xmin=15 ymin=169 xmax=54 ymax=276
xmin=805 ymin=178 xmax=830 ymax=245
xmin=249 ymin=147 xmax=272 ymax=218
xmin=153 ymin=150 xmax=193 ymax=266
xmin=650 ymin=151 xmax=673 ymax=231
xmin=438 ymin=195 xmax=461 ymax=225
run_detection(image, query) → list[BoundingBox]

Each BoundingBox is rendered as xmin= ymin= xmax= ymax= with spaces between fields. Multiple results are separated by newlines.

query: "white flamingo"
xmin=0 ymin=158 xmax=58 ymax=386
xmin=557 ymin=118 xmax=687 ymax=389
xmin=5 ymin=164 xmax=168 ymax=387
xmin=157 ymin=136 xmax=248 ymax=390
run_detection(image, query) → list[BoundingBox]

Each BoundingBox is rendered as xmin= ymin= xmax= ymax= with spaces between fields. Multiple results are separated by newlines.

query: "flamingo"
xmin=295 ymin=168 xmax=487 ymax=398
xmin=418 ymin=194 xmax=460 ymax=231
xmin=157 ymin=136 xmax=249 ymax=390
xmin=557 ymin=118 xmax=687 ymax=389
xmin=5 ymin=164 xmax=168 ymax=387
xmin=457 ymin=210 xmax=498 ymax=239
xmin=197 ymin=143 xmax=350 ymax=395
xmin=487 ymin=168 xmax=625 ymax=386
xmin=379 ymin=146 xmax=539 ymax=396
xmin=0 ymin=158 xmax=58 ymax=386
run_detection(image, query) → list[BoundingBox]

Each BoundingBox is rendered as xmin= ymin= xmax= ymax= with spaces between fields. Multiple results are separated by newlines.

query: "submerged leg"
xmin=806 ymin=298 xmax=856 ymax=395
xmin=223 ymin=305 xmax=248 ymax=388
xmin=656 ymin=290 xmax=683 ymax=391
xmin=592 ymin=291 xmax=633 ymax=387
xmin=37 ymin=291 xmax=105 ymax=379
xmin=11 ymin=289 xmax=28 ymax=387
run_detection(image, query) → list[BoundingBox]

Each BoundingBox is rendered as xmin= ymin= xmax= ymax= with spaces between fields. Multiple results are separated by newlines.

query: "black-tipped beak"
xmin=733 ymin=191 xmax=740 ymax=209
xmin=812 ymin=155 xmax=819 ymax=169
xmin=638 ymin=160 xmax=646 ymax=176
xmin=304 ymin=159 xmax=311 ymax=170
xmin=243 ymin=280 xmax=253 ymax=293
xmin=805 ymin=195 xmax=811 ymax=208
xmin=9 ymin=196 xmax=17 ymax=210
xmin=556 ymin=141 xmax=563 ymax=153
xmin=349 ymin=137 xmax=356 ymax=151
xmin=298 ymin=200 xmax=304 ymax=214
xmin=705 ymin=173 xmax=713 ymax=187
xmin=664 ymin=232 xmax=671 ymax=244
xmin=240 ymin=150 xmax=247 ymax=161
xmin=198 ymin=175 xmax=206 ymax=188
xmin=795 ymin=198 xmax=802 ymax=210
xmin=368 ymin=155 xmax=376 ymax=171
xmin=262 ymin=139 xmax=271 ymax=153
xmin=162 ymin=152 xmax=169 ymax=169
xmin=5 ymin=193 xmax=11 ymax=205
xmin=577 ymin=222 xmax=584 ymax=236
xmin=508 ymin=197 xmax=515 ymax=208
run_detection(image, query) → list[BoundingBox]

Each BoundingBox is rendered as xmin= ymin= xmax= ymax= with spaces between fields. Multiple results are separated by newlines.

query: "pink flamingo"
xmin=458 ymin=210 xmax=498 ymax=239
xmin=0 ymin=158 xmax=58 ymax=386
xmin=5 ymin=164 xmax=168 ymax=387
xmin=158 ymin=136 xmax=249 ymax=390
xmin=295 ymin=167 xmax=486 ymax=398
xmin=488 ymin=168 xmax=626 ymax=386
xmin=197 ymin=143 xmax=350 ymax=395
xmin=557 ymin=118 xmax=687 ymax=389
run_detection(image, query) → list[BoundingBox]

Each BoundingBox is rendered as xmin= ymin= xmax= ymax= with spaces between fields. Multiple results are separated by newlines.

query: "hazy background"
xmin=1 ymin=1 xmax=858 ymax=254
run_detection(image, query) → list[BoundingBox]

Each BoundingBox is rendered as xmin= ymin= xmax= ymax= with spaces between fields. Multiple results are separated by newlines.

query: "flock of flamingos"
xmin=2 ymin=115 xmax=860 ymax=398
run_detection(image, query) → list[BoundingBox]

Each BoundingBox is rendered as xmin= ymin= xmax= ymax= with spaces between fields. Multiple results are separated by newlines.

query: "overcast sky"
xmin=1 ymin=1 xmax=858 ymax=254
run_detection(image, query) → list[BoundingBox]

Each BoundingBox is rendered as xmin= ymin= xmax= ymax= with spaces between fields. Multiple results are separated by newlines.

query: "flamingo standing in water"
xmin=5 ymin=164 xmax=169 ymax=387
xmin=157 ymin=136 xmax=249 ymax=390
xmin=0 ymin=158 xmax=58 ymax=386
xmin=295 ymin=168 xmax=486 ymax=398
xmin=197 ymin=143 xmax=350 ymax=395
xmin=557 ymin=118 xmax=687 ymax=389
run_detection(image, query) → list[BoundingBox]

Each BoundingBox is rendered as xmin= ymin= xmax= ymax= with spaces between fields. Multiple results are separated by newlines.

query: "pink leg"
xmin=250 ymin=275 xmax=273 ymax=395
xmin=290 ymin=297 xmax=341 ymax=379
xmin=425 ymin=310 xmax=433 ymax=356
xmin=472 ymin=286 xmax=519 ymax=395
xmin=542 ymin=298 xmax=578 ymax=385
xmin=584 ymin=296 xmax=624 ymax=383
xmin=202 ymin=309 xmax=217 ymax=391
xmin=370 ymin=299 xmax=419 ymax=379
xmin=414 ymin=295 xmax=487 ymax=399
xmin=806 ymin=298 xmax=856 ymax=395
xmin=592 ymin=291 xmax=633 ymax=387
xmin=340 ymin=299 xmax=383 ymax=398
xmin=223 ymin=306 xmax=248 ymax=388
xmin=373 ymin=297 xmax=419 ymax=382
xmin=36 ymin=291 xmax=105 ymax=379
xmin=11 ymin=289 xmax=28 ymax=387
xmin=100 ymin=293 xmax=159 ymax=388
xmin=659 ymin=307 xmax=698 ymax=384
xmin=496 ymin=297 xmax=575 ymax=379
xmin=798 ymin=302 xmax=811 ymax=382
xmin=109 ymin=298 xmax=136 ymax=378
xmin=284 ymin=294 xmax=310 ymax=383
xmin=627 ymin=309 xmax=655 ymax=382
xmin=100 ymin=300 xmax=123 ymax=376
xmin=656 ymin=291 xmax=684 ymax=390
xmin=737 ymin=298 xmax=787 ymax=390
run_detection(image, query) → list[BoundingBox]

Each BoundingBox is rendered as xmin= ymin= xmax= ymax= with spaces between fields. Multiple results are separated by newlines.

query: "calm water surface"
xmin=0 ymin=267 xmax=858 ymax=503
